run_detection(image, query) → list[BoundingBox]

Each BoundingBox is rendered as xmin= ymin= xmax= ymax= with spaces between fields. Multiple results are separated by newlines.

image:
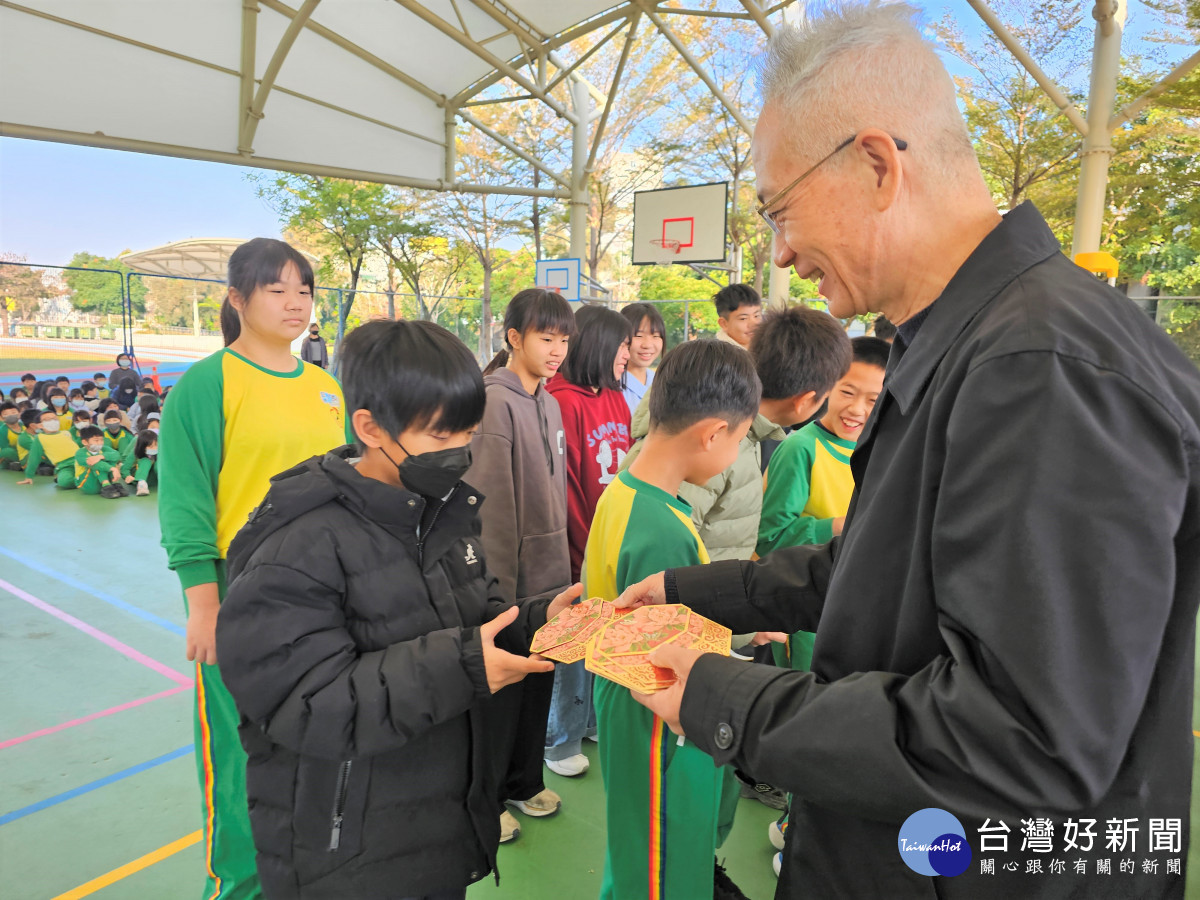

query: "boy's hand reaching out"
xmin=481 ymin=606 xmax=555 ymax=693
xmin=544 ymin=582 xmax=584 ymax=621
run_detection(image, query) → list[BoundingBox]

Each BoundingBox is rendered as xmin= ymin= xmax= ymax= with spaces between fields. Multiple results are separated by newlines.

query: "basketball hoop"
xmin=649 ymin=238 xmax=682 ymax=265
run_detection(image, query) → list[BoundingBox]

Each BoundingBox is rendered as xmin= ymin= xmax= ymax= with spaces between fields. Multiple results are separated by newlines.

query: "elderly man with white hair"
xmin=617 ymin=3 xmax=1200 ymax=897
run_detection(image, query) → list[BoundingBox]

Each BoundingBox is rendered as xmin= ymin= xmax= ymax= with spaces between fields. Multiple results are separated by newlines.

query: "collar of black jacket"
xmin=320 ymin=445 xmax=485 ymax=531
xmin=226 ymin=445 xmax=486 ymax=580
xmin=884 ymin=201 xmax=1062 ymax=414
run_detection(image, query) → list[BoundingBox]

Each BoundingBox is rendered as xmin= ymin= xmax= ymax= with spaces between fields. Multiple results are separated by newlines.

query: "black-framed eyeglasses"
xmin=756 ymin=134 xmax=908 ymax=235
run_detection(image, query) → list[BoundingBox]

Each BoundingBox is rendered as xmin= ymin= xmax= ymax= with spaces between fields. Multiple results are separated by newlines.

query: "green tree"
xmin=935 ymin=0 xmax=1088 ymax=237
xmin=0 ymin=253 xmax=51 ymax=321
xmin=372 ymin=188 xmax=473 ymax=322
xmin=64 ymin=252 xmax=146 ymax=316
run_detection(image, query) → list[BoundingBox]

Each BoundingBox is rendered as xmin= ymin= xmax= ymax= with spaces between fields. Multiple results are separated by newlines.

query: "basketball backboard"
xmin=534 ymin=257 xmax=581 ymax=302
xmin=631 ymin=182 xmax=728 ymax=265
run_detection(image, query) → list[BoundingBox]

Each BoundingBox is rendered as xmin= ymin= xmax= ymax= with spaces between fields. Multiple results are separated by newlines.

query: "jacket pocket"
xmin=293 ymin=756 xmax=369 ymax=884
xmin=515 ymin=528 xmax=570 ymax=597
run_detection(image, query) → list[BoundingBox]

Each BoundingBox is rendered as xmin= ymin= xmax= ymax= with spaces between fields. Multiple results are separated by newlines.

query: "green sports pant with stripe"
xmin=186 ymin=568 xmax=262 ymax=900
xmin=595 ymin=678 xmax=723 ymax=900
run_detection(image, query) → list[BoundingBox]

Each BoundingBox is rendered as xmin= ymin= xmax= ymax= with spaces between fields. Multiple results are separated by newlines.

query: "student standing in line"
xmin=471 ymin=289 xmax=577 ymax=843
xmin=713 ymin=284 xmax=764 ymax=350
xmin=215 ymin=319 xmax=581 ymax=900
xmin=586 ymin=340 xmax=760 ymax=900
xmin=620 ymin=302 xmax=665 ymax=417
xmin=159 ymin=238 xmax=349 ymax=900
xmin=543 ymin=306 xmax=632 ymax=777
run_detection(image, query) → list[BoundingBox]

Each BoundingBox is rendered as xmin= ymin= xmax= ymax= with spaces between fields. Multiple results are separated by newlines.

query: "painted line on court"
xmin=0 ymin=745 xmax=192 ymax=826
xmin=0 ymin=685 xmax=191 ymax=750
xmin=0 ymin=578 xmax=191 ymax=686
xmin=0 ymin=545 xmax=185 ymax=636
xmin=51 ymin=830 xmax=203 ymax=900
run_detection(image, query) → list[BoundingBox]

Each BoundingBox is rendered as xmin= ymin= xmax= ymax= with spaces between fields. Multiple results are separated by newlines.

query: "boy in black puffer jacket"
xmin=216 ymin=320 xmax=581 ymax=900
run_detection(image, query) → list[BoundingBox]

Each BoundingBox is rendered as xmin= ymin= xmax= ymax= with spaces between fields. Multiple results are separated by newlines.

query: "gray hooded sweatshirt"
xmin=467 ymin=367 xmax=571 ymax=603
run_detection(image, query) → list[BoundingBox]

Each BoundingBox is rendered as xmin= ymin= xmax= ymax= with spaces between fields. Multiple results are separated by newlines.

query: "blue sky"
xmin=0 ymin=0 xmax=1187 ymax=266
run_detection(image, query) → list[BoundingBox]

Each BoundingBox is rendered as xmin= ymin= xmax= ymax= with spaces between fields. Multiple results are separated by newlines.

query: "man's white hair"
xmin=758 ymin=1 xmax=977 ymax=181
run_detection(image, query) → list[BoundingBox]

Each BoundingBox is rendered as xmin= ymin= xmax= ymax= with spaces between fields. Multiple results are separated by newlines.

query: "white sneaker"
xmin=773 ymin=852 xmax=782 ymax=878
xmin=769 ymin=816 xmax=787 ymax=851
xmin=499 ymin=809 xmax=520 ymax=843
xmin=545 ymin=754 xmax=589 ymax=777
xmin=507 ymin=788 xmax=561 ymax=817
xmin=136 ymin=480 xmax=149 ymax=496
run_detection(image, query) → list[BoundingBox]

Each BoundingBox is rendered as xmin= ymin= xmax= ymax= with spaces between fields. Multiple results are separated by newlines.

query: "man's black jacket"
xmin=670 ymin=203 xmax=1200 ymax=898
xmin=216 ymin=447 xmax=549 ymax=899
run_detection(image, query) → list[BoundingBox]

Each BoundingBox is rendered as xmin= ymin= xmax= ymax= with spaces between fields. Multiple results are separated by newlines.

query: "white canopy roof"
xmin=0 ymin=1 xmax=787 ymax=199
xmin=119 ymin=238 xmax=248 ymax=280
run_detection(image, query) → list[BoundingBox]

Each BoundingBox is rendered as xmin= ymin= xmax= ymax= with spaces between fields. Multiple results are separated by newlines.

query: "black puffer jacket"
xmin=216 ymin=446 xmax=549 ymax=900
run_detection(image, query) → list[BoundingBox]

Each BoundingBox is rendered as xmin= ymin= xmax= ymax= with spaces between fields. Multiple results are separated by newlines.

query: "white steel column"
xmin=768 ymin=234 xmax=789 ymax=308
xmin=1072 ymin=0 xmax=1127 ymax=257
xmin=569 ymin=79 xmax=590 ymax=268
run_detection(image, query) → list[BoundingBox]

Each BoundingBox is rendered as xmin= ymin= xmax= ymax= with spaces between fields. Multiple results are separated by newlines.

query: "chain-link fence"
xmin=5 ymin=254 xmax=1196 ymax=390
xmin=1153 ymin=297 xmax=1200 ymax=368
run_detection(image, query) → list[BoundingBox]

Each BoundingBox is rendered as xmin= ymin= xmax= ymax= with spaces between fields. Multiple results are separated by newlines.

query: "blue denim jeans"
xmin=543 ymin=660 xmax=596 ymax=761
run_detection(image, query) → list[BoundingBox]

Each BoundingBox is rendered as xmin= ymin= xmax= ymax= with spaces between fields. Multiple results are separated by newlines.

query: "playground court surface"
xmin=0 ymin=473 xmax=786 ymax=899
xmin=0 ymin=467 xmax=1197 ymax=899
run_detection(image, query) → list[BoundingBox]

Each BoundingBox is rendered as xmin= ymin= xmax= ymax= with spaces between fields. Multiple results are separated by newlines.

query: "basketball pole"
xmin=569 ymin=80 xmax=590 ymax=284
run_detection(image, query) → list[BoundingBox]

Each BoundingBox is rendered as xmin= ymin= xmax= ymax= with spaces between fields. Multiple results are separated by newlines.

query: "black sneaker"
xmin=100 ymin=483 xmax=123 ymax=499
xmin=714 ymin=858 xmax=749 ymax=900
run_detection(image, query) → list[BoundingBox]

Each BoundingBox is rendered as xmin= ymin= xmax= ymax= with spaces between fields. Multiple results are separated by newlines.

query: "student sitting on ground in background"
xmin=101 ymin=409 xmax=137 ymax=469
xmin=45 ymin=388 xmax=71 ymax=428
xmin=1 ymin=401 xmax=23 ymax=469
xmin=126 ymin=429 xmax=158 ymax=496
xmin=73 ymin=425 xmax=128 ymax=497
xmin=92 ymin=373 xmax=110 ymax=398
xmin=17 ymin=408 xmax=80 ymax=487
xmin=69 ymin=409 xmax=92 ymax=445
xmin=81 ymin=381 xmax=101 ymax=411
xmin=16 ymin=409 xmax=40 ymax=470
xmin=216 ymin=318 xmax=581 ymax=900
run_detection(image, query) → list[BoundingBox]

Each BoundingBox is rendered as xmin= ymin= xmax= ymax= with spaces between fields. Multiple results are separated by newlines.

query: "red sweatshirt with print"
xmin=545 ymin=374 xmax=632 ymax=581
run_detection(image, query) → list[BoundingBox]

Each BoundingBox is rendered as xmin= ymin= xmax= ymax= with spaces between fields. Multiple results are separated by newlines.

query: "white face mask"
xmin=146 ymin=447 xmax=158 ymax=457
xmin=41 ymin=420 xmax=61 ymax=434
xmin=86 ymin=442 xmax=103 ymax=454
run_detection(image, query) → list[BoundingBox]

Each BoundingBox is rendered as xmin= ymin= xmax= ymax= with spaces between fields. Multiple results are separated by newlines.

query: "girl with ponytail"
xmin=467 ymin=288 xmax=578 ymax=840
xmin=158 ymin=237 xmax=349 ymax=899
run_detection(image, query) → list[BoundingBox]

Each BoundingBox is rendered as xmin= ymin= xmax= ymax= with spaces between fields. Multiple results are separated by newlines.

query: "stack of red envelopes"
xmin=530 ymin=600 xmax=731 ymax=693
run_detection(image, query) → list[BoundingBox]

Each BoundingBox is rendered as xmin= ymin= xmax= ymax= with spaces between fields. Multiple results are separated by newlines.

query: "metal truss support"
xmin=643 ymin=6 xmax=752 ymax=135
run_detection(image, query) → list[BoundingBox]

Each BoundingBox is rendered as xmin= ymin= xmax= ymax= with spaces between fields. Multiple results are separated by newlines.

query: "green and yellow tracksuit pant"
xmin=595 ymin=678 xmax=725 ymax=900
xmin=75 ymin=461 xmax=115 ymax=494
xmin=186 ymin=566 xmax=262 ymax=900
